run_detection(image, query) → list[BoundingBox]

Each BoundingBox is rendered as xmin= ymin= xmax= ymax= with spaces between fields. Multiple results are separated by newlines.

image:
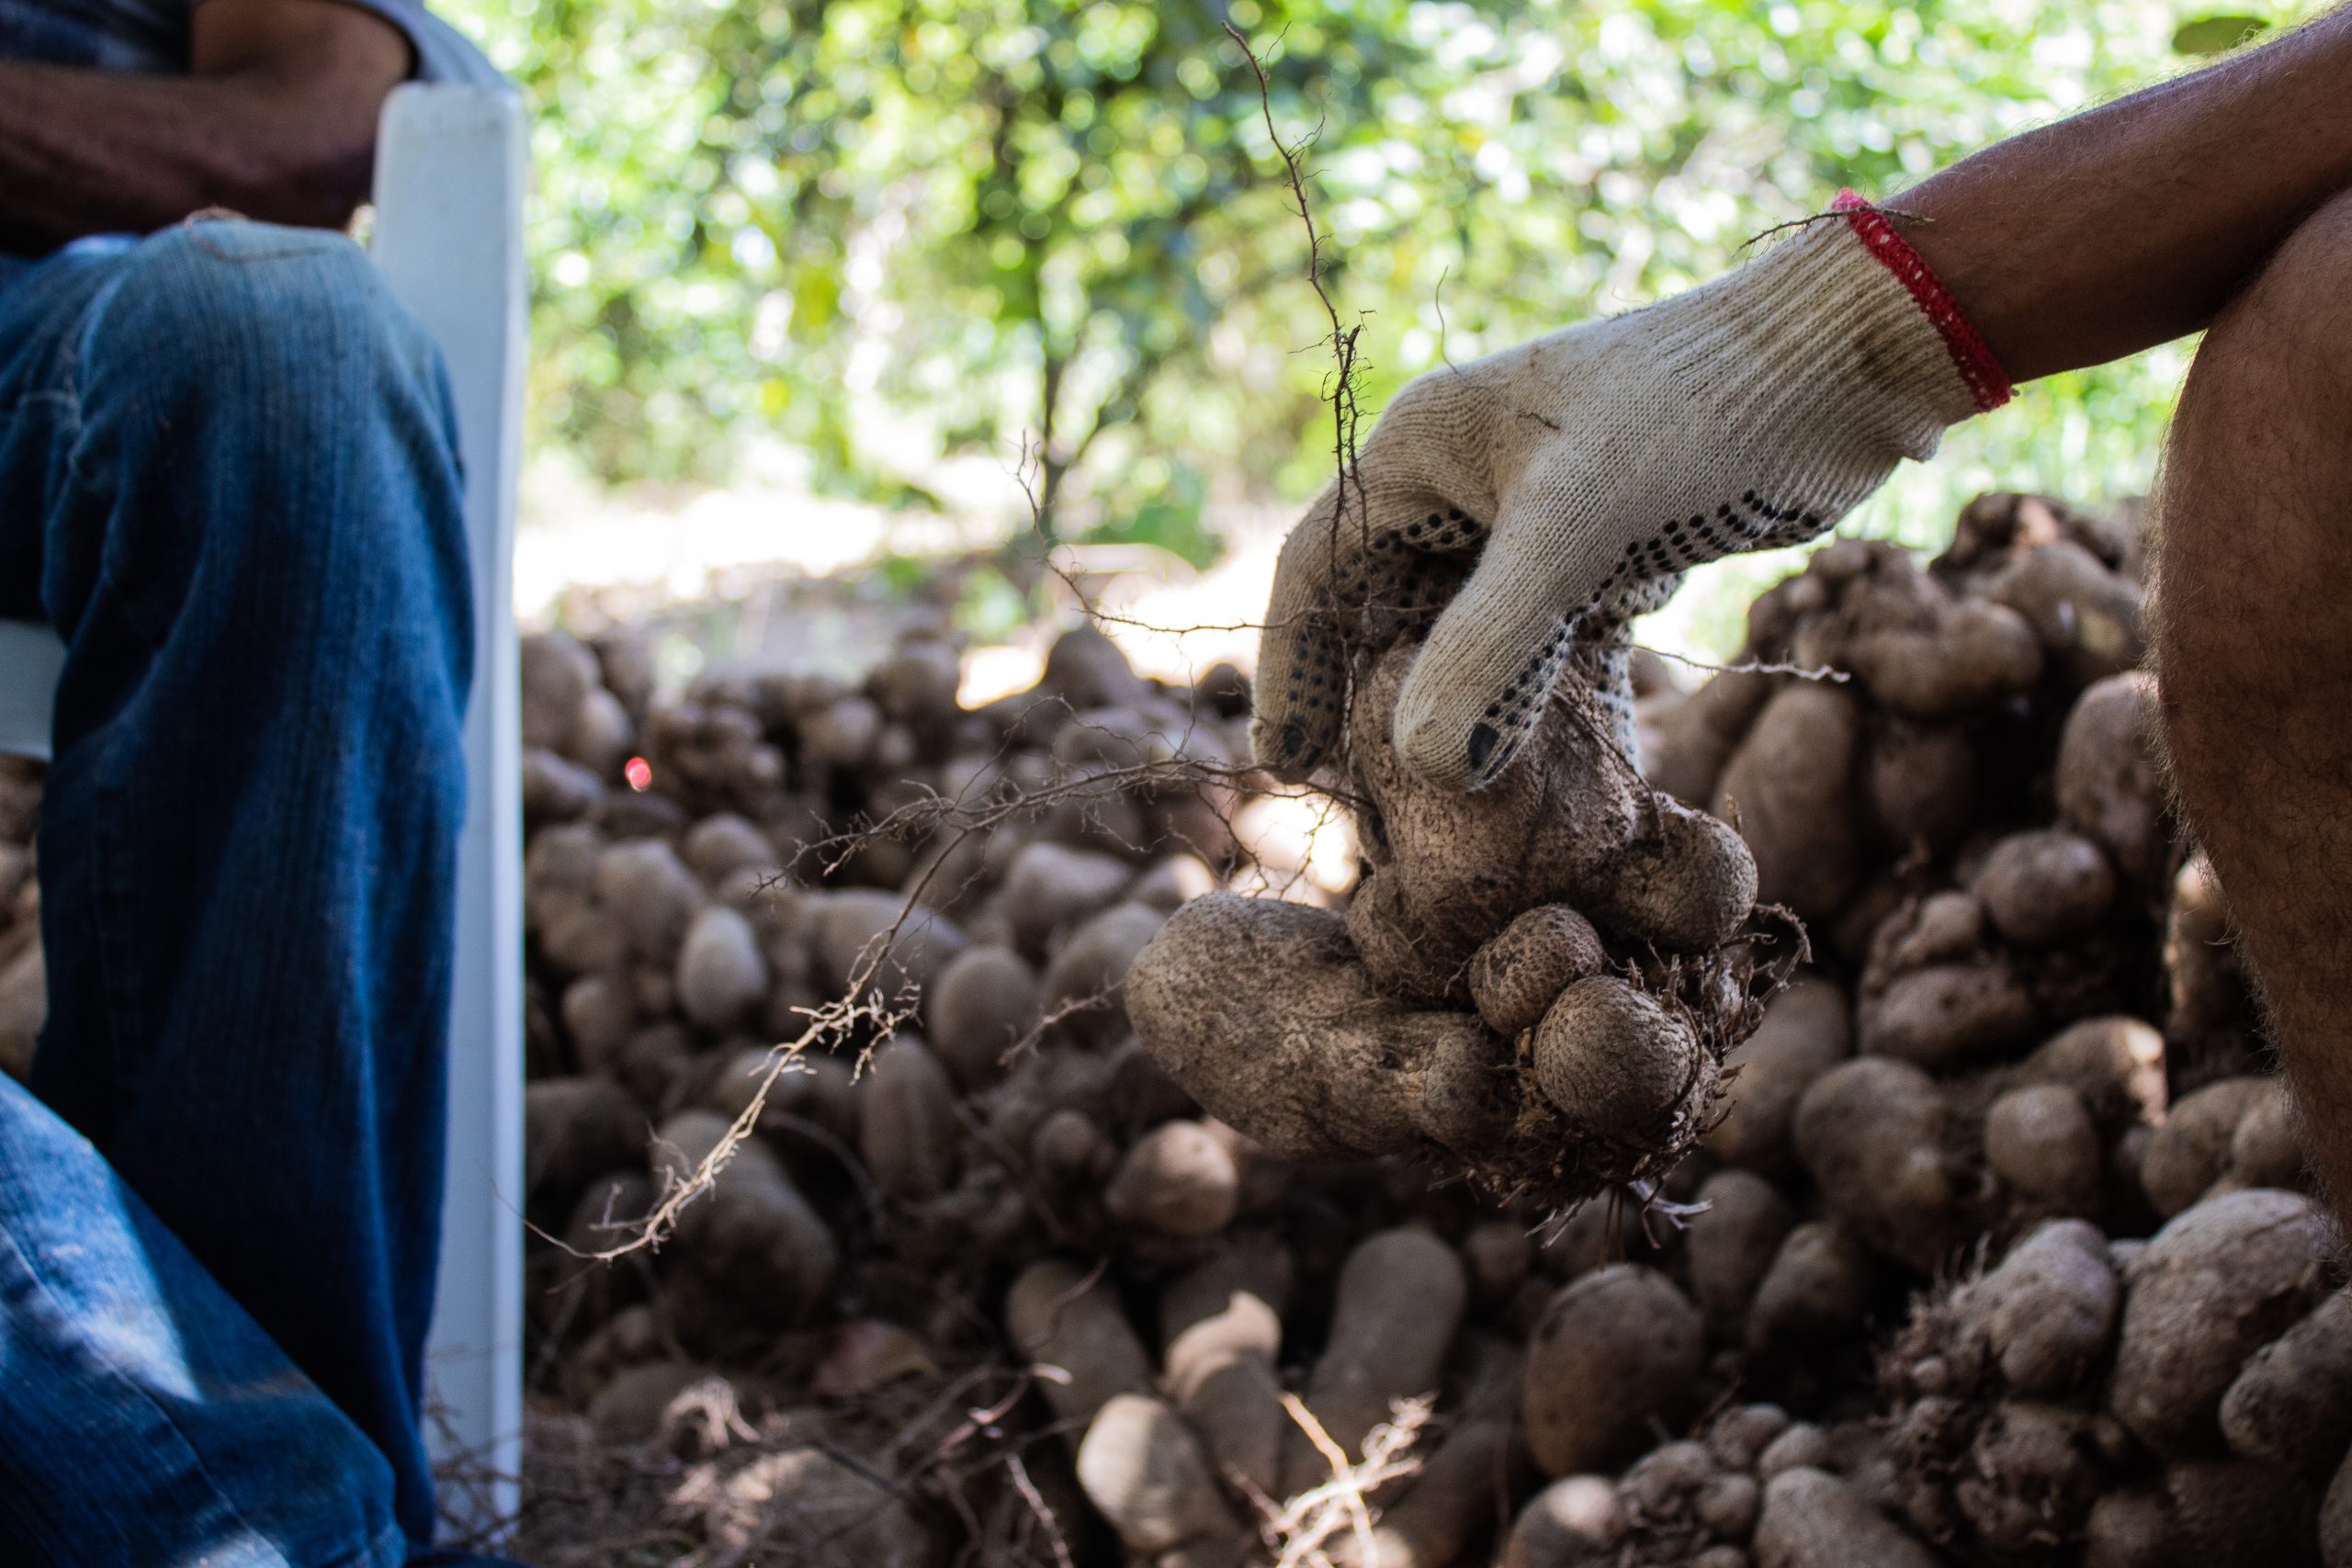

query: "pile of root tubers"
xmin=4 ymin=487 xmax=2269 ymax=1566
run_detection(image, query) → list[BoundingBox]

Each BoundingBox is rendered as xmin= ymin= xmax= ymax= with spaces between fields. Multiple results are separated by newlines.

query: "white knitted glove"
xmin=1251 ymin=195 xmax=2009 ymax=791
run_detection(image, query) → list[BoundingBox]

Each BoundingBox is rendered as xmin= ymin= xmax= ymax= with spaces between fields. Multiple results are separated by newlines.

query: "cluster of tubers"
xmin=1130 ymin=615 xmax=1773 ymax=1209
xmin=446 ymin=491 xmax=2352 ymax=1566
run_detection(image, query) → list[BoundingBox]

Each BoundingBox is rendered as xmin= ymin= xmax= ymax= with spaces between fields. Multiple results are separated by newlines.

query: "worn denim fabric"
xmin=0 ymin=1070 xmax=409 ymax=1565
xmin=0 ymin=220 xmax=486 ymax=1564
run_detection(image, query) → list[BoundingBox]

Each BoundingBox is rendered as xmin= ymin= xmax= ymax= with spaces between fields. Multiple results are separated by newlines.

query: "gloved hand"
xmin=1250 ymin=193 xmax=2009 ymax=791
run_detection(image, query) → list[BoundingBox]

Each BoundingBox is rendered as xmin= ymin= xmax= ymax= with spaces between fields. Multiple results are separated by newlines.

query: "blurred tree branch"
xmin=450 ymin=0 xmax=2235 ymax=558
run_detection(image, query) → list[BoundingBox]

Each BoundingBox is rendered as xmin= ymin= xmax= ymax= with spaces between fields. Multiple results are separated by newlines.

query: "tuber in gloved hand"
xmin=1250 ymin=192 xmax=2009 ymax=791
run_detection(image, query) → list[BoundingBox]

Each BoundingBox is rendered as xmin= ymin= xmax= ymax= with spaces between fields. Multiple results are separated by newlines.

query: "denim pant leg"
xmin=0 ymin=1070 xmax=407 ymax=1567
xmin=0 ymin=221 xmax=474 ymax=1553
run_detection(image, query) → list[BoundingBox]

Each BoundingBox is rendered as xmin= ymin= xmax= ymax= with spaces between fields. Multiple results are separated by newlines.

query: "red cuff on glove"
xmin=1833 ymin=189 xmax=2012 ymax=414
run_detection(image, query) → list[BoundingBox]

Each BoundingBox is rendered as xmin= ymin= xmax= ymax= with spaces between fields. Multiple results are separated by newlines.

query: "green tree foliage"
xmin=444 ymin=0 xmax=2304 ymax=547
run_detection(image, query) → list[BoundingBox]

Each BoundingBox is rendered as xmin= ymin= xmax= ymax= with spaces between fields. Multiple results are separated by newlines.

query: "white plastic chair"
xmin=377 ymin=83 xmax=528 ymax=1537
xmin=0 ymin=82 xmax=527 ymax=1537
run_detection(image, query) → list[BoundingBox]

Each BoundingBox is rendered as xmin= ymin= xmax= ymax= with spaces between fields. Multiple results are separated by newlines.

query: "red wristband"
xmin=1833 ymin=189 xmax=2011 ymax=414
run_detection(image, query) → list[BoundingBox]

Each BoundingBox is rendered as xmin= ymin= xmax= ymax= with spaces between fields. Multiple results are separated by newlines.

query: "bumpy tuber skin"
xmin=1000 ymin=840 xmax=1133 ymax=957
xmin=2109 ymin=1188 xmax=2334 ymax=1456
xmin=1646 ymin=669 xmax=1774 ymax=809
xmin=1343 ymin=639 xmax=1756 ymax=1002
xmin=1973 ymin=829 xmax=2117 ymax=948
xmin=1689 ymin=1168 xmax=1797 ymax=1338
xmin=1160 ymin=1242 xmax=1291 ymax=1499
xmin=1843 ymin=597 xmax=2045 ymax=719
xmin=1794 ymin=1056 xmax=1969 ymax=1273
xmin=1102 ymin=1120 xmax=1240 ymax=1238
xmin=2324 ymin=1448 xmax=2352 ymax=1568
xmin=1075 ymin=1393 xmax=1244 ymax=1558
xmin=1710 ymin=1404 xmax=1794 ymax=1472
xmin=1582 ymin=797 xmax=1760 ymax=955
xmin=1705 ymin=975 xmax=1851 ymax=1176
xmin=1970 ymin=1218 xmax=2120 ymax=1398
xmin=1130 ymin=893 xmax=1715 ymax=1202
xmin=1859 ymin=954 xmax=2039 ymax=1068
xmin=1712 ymin=682 xmax=1863 ymax=924
xmin=1039 ymin=901 xmax=1166 ymax=1048
xmin=1530 ymin=977 xmax=1716 ymax=1166
xmin=1952 ymin=1400 xmax=2106 ymax=1555
xmin=2162 ymin=1459 xmax=2324 ymax=1568
xmin=1128 ymin=624 xmax=1760 ymax=1204
xmin=857 ymin=1040 xmax=962 ymax=1201
xmin=1865 ymin=718 xmax=1978 ymax=855
xmin=1755 ymin=1467 xmax=1940 ymax=1568
xmin=2221 ymin=1291 xmax=2352 ymax=1477
xmin=1280 ymin=1227 xmax=1468 ymax=1493
xmin=1005 ymin=1259 xmax=1153 ymax=1429
xmin=650 ymin=1110 xmax=839 ymax=1325
xmin=1983 ymin=1083 xmax=2102 ymax=1214
xmin=2139 ymin=1076 xmax=2276 ymax=1218
xmin=1467 ymin=905 xmax=1607 ymax=1037
xmin=1747 ymin=1220 xmax=1874 ymax=1351
xmin=1342 ymin=640 xmax=1617 ymax=1000
xmin=1503 ymin=1475 xmax=1628 ymax=1568
xmin=1522 ymin=1264 xmax=1702 ymax=1477
xmin=1985 ymin=537 xmax=2144 ymax=694
xmin=526 ymin=1077 xmax=649 ymax=1210
xmin=596 ymin=840 xmax=709 ymax=965
xmin=1128 ymin=896 xmax=1510 ymax=1159
xmin=809 ymin=888 xmax=969 ymax=1001
xmin=927 ymin=944 xmax=1041 ymax=1088
xmin=675 ymin=905 xmax=768 ymax=1029
xmin=2056 ymin=671 xmax=2165 ymax=884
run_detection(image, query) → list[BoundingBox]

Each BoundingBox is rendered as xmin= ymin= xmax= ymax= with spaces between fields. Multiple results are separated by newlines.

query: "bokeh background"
xmin=435 ymin=0 xmax=2299 ymax=673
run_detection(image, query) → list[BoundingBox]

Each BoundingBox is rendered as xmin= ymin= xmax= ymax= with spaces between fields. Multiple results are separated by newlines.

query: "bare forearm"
xmin=1899 ymin=7 xmax=2352 ymax=382
xmin=0 ymin=1 xmax=409 ymax=254
xmin=0 ymin=69 xmax=357 ymax=248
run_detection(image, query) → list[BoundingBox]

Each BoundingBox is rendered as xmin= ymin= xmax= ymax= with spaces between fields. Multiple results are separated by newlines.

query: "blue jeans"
xmin=0 ymin=221 xmax=480 ymax=1564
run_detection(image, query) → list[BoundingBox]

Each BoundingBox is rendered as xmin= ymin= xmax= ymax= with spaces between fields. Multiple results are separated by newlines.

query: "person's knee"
xmin=2154 ymin=188 xmax=2352 ymax=754
xmin=88 ymin=220 xmax=449 ymax=433
xmin=67 ymin=221 xmax=470 ymax=701
xmin=2181 ymin=186 xmax=2352 ymax=402
xmin=80 ymin=220 xmax=464 ymax=584
xmin=77 ymin=222 xmax=463 ymax=579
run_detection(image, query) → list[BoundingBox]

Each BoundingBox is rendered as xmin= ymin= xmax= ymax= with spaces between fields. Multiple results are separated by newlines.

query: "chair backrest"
xmin=372 ymin=81 xmax=529 ymax=1537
